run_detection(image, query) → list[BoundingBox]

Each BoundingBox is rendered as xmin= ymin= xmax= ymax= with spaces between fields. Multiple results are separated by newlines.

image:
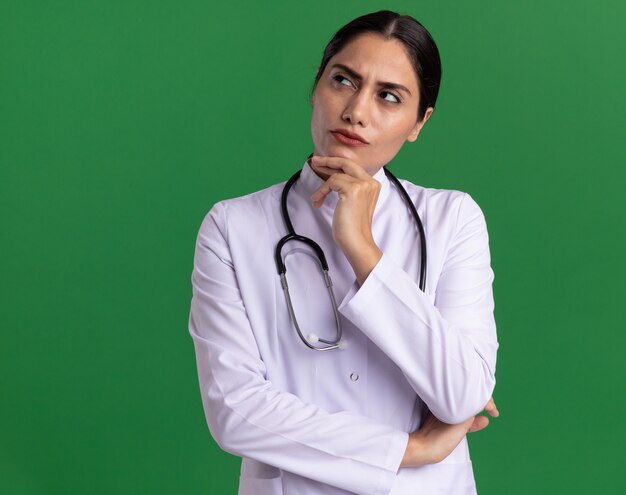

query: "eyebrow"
xmin=330 ymin=63 xmax=413 ymax=97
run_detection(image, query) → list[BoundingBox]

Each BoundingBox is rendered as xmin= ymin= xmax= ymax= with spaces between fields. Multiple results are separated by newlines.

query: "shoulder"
xmin=398 ymin=177 xmax=484 ymax=215
xmin=393 ymin=177 xmax=489 ymax=241
xmin=197 ymin=181 xmax=285 ymax=239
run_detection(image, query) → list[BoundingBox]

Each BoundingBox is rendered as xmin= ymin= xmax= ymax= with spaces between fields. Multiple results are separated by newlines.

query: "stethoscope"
xmin=275 ymin=157 xmax=427 ymax=351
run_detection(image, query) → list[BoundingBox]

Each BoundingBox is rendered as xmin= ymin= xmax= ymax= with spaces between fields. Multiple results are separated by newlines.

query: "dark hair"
xmin=311 ymin=10 xmax=442 ymax=123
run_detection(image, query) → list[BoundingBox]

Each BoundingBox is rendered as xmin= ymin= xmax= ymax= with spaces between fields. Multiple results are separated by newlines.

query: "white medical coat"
xmin=188 ymin=159 xmax=498 ymax=495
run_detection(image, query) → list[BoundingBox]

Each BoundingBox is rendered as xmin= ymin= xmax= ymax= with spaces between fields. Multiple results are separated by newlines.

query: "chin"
xmin=314 ymin=142 xmax=378 ymax=171
xmin=324 ymin=143 xmax=359 ymax=160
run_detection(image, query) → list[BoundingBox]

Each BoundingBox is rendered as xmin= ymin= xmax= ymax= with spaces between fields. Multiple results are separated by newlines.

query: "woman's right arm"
xmin=188 ymin=203 xmax=476 ymax=494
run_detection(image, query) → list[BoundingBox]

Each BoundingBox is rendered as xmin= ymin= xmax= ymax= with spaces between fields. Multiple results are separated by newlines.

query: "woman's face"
xmin=310 ymin=33 xmax=433 ymax=174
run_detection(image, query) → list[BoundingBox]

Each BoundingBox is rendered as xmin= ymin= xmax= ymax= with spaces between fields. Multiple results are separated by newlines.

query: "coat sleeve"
xmin=338 ymin=193 xmax=499 ymax=425
xmin=188 ymin=201 xmax=409 ymax=495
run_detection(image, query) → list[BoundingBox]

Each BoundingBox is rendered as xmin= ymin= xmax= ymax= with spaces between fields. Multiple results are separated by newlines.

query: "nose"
xmin=342 ymin=91 xmax=370 ymax=127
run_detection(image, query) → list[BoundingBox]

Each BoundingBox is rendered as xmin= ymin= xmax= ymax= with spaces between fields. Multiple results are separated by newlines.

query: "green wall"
xmin=1 ymin=1 xmax=624 ymax=493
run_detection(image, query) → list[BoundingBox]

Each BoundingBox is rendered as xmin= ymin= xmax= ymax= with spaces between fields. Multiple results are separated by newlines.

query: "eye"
xmin=380 ymin=91 xmax=401 ymax=104
xmin=332 ymin=74 xmax=353 ymax=87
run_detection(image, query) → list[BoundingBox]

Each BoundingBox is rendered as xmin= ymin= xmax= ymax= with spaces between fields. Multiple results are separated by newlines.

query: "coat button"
xmin=350 ymin=373 xmax=359 ymax=382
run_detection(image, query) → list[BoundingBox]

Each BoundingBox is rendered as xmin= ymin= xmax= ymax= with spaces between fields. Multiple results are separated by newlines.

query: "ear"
xmin=406 ymin=107 xmax=434 ymax=142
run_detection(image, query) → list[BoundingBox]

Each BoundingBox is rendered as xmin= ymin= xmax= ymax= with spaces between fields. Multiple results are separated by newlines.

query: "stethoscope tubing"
xmin=382 ymin=167 xmax=427 ymax=292
xmin=274 ymin=161 xmax=427 ymax=350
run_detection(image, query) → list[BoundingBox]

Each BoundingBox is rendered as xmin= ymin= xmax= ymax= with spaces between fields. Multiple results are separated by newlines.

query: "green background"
xmin=1 ymin=0 xmax=624 ymax=493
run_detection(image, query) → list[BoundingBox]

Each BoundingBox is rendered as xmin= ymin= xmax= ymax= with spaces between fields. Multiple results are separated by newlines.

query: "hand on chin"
xmin=313 ymin=148 xmax=371 ymax=176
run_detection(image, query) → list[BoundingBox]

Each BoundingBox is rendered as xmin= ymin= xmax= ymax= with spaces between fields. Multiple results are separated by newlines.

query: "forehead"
xmin=328 ymin=33 xmax=419 ymax=92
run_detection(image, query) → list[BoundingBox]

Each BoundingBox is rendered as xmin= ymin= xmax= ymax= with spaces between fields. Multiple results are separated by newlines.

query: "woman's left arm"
xmin=310 ymin=156 xmax=498 ymax=425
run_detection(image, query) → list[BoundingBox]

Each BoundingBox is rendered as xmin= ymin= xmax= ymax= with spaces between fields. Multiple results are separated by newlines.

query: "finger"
xmin=310 ymin=174 xmax=358 ymax=208
xmin=310 ymin=155 xmax=371 ymax=179
xmin=308 ymin=156 xmax=342 ymax=178
xmin=310 ymin=163 xmax=342 ymax=178
xmin=467 ymin=415 xmax=490 ymax=433
xmin=484 ymin=397 xmax=499 ymax=418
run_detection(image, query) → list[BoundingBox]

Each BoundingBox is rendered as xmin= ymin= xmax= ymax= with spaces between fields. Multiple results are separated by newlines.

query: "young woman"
xmin=189 ymin=10 xmax=499 ymax=495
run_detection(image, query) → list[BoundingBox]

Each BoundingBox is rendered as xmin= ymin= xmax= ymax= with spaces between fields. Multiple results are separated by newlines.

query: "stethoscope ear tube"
xmin=279 ymin=269 xmax=344 ymax=351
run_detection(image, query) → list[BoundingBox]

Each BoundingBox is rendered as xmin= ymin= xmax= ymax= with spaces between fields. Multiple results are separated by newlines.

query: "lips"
xmin=330 ymin=128 xmax=369 ymax=145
